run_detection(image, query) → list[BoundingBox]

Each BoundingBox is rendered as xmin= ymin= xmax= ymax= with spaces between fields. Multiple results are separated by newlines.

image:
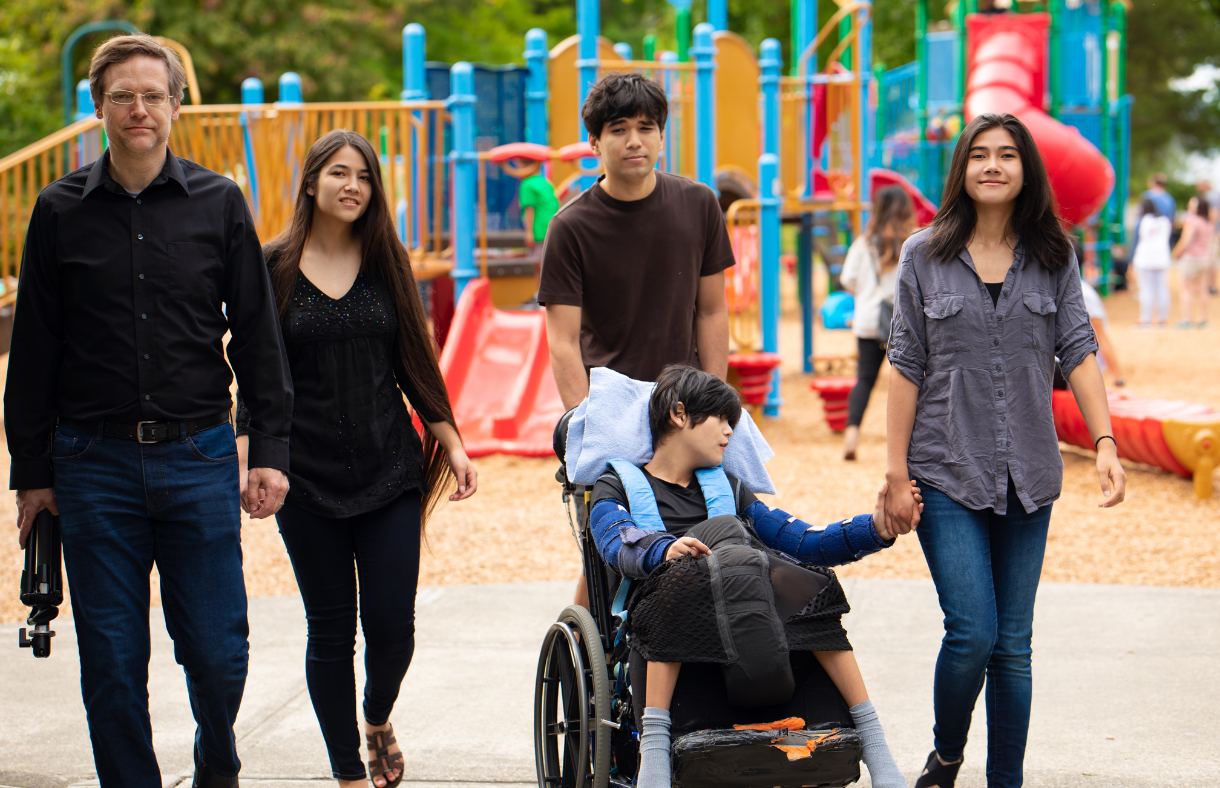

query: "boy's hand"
xmin=874 ymin=479 xmax=923 ymax=540
xmin=666 ymin=536 xmax=711 ymax=561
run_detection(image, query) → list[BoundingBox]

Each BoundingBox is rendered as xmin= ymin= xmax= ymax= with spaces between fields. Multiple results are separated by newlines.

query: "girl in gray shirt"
xmin=882 ymin=113 xmax=1127 ymax=788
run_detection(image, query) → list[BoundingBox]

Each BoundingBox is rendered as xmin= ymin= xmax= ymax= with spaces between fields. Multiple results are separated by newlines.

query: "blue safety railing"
xmin=870 ymin=139 xmax=955 ymax=205
xmin=880 ymin=62 xmax=919 ymax=138
xmin=1057 ymin=0 xmax=1104 ymax=108
xmin=426 ymin=62 xmax=528 ymax=234
xmin=1058 ymin=107 xmax=1102 ymax=149
xmin=926 ymin=31 xmax=959 ymax=112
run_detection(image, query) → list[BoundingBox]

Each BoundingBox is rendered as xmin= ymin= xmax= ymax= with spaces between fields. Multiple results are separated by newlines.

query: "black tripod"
xmin=19 ymin=509 xmax=62 ymax=658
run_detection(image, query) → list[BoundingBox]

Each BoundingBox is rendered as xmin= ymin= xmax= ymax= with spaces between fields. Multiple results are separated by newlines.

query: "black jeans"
xmin=848 ymin=337 xmax=888 ymax=427
xmin=276 ymin=492 xmax=422 ymax=780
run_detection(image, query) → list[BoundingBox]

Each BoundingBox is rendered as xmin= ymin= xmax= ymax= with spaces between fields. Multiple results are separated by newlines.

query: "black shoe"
xmin=192 ymin=745 xmax=239 ymax=788
xmin=913 ymin=749 xmax=962 ymax=788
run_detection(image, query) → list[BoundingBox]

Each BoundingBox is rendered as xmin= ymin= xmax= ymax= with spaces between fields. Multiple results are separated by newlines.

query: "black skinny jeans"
xmin=848 ymin=337 xmax=888 ymax=428
xmin=276 ymin=492 xmax=422 ymax=780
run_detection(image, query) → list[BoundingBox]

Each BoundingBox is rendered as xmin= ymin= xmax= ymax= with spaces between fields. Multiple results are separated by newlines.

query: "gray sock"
xmin=636 ymin=706 xmax=672 ymax=788
xmin=850 ymin=699 xmax=906 ymax=788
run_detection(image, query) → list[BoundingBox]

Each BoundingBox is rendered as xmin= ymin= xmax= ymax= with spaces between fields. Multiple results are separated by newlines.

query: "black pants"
xmin=276 ymin=492 xmax=422 ymax=780
xmin=848 ymin=337 xmax=888 ymax=428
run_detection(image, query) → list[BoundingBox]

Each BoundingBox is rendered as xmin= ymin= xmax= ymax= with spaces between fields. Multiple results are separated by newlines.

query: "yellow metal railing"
xmin=725 ymin=199 xmax=762 ymax=353
xmin=0 ymin=118 xmax=105 ymax=304
xmin=0 ymin=100 xmax=455 ymax=302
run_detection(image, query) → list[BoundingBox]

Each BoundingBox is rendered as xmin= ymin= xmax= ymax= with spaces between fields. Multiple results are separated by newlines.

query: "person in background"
xmin=237 ymin=129 xmax=477 ymax=788
xmin=838 ymin=185 xmax=914 ymax=460
xmin=1072 ymin=239 xmax=1124 ymax=386
xmin=1197 ymin=179 xmax=1220 ymax=295
xmin=1130 ymin=173 xmax=1177 ymax=261
xmin=1130 ymin=198 xmax=1173 ymax=328
xmin=1171 ymin=196 xmax=1214 ymax=328
xmin=884 ymin=112 xmax=1126 ymax=788
xmin=517 ymin=159 xmax=559 ymax=251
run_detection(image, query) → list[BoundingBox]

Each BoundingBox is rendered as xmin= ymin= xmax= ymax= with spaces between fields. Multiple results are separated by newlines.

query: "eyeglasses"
xmin=104 ymin=90 xmax=171 ymax=106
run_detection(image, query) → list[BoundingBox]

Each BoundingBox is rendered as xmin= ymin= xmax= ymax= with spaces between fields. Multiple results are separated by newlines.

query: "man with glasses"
xmin=5 ymin=33 xmax=291 ymax=788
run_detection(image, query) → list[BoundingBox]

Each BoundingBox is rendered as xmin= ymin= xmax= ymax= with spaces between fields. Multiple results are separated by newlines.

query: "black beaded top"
xmin=239 ymin=267 xmax=438 ymax=518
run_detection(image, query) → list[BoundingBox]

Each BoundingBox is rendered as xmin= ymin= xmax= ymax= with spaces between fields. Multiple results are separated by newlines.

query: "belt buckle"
xmin=136 ymin=421 xmax=160 ymax=444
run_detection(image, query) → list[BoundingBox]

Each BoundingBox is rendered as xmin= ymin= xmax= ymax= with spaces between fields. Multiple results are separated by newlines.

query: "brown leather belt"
xmin=59 ymin=411 xmax=231 ymax=444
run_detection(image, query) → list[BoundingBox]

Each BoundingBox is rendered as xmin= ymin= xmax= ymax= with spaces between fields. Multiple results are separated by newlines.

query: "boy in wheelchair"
xmin=588 ymin=365 xmax=920 ymax=788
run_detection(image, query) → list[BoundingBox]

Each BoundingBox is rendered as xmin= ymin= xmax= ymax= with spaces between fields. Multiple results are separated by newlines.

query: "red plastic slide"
xmin=963 ymin=13 xmax=1114 ymax=226
xmin=437 ymin=279 xmax=566 ymax=457
xmin=869 ymin=168 xmax=939 ymax=225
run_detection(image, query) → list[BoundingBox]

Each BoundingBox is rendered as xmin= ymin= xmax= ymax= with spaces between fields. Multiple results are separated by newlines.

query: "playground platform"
xmin=1 ymin=578 xmax=1216 ymax=788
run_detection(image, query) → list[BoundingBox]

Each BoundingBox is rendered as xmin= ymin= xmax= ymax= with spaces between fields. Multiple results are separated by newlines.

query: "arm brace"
xmin=588 ymin=499 xmax=676 ymax=579
xmin=745 ymin=500 xmax=892 ymax=566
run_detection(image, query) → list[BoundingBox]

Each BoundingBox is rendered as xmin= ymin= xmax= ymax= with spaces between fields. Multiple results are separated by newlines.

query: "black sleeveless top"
xmin=238 ymin=267 xmax=438 ymax=518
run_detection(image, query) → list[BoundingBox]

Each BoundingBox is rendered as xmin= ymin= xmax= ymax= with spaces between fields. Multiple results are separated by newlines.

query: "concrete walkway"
xmin=1 ymin=578 xmax=1217 ymax=788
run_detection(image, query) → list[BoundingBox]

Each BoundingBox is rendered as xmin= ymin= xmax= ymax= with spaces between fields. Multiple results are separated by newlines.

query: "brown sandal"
xmin=366 ymin=724 xmax=404 ymax=788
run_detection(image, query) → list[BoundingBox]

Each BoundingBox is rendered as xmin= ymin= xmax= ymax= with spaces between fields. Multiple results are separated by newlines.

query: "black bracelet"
xmin=1095 ymin=435 xmax=1116 ymax=450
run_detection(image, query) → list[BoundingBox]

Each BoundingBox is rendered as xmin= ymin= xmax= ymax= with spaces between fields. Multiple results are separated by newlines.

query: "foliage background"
xmin=1 ymin=0 xmax=1217 ymax=192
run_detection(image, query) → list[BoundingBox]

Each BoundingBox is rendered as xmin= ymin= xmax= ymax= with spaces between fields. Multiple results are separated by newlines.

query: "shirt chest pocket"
xmin=1021 ymin=291 xmax=1058 ymax=352
xmin=922 ymin=295 xmax=969 ymax=354
xmin=166 ymin=242 xmax=223 ymax=306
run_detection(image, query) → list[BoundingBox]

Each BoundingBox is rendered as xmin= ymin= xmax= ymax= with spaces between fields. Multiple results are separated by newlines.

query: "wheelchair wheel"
xmin=534 ymin=604 xmax=612 ymax=788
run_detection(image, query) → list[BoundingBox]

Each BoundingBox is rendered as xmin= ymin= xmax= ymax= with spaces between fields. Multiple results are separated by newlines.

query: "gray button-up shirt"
xmin=887 ymin=229 xmax=1098 ymax=514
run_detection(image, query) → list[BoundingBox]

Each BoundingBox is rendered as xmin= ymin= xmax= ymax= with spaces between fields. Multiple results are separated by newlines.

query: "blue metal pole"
xmin=577 ymin=0 xmax=600 ymax=190
xmin=402 ymin=23 xmax=427 ymax=100
xmin=708 ymin=0 xmax=728 ymax=31
xmin=74 ymin=79 xmax=94 ymax=121
xmin=797 ymin=0 xmax=818 ymax=196
xmin=449 ymin=63 xmax=479 ymax=302
xmin=759 ymin=153 xmax=784 ymax=417
xmin=613 ymin=42 xmax=633 ymax=60
xmin=692 ymin=23 xmax=717 ymax=194
xmin=760 ymin=39 xmax=781 ymax=159
xmin=660 ymin=51 xmax=679 ymax=174
xmin=240 ymin=77 xmax=263 ymax=219
xmin=277 ymin=72 xmax=303 ymax=105
xmin=524 ymin=28 xmax=550 ymax=145
xmin=858 ymin=3 xmax=873 ymax=226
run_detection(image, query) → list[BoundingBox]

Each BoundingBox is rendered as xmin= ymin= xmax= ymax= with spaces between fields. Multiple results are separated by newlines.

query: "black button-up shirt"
xmin=5 ymin=149 xmax=292 ymax=489
xmin=887 ymin=229 xmax=1099 ymax=515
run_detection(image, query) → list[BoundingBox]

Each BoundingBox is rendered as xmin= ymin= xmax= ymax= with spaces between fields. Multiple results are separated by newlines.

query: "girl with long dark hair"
xmin=839 ymin=185 xmax=914 ymax=460
xmin=237 ymin=129 xmax=476 ymax=787
xmin=882 ymin=114 xmax=1126 ymax=787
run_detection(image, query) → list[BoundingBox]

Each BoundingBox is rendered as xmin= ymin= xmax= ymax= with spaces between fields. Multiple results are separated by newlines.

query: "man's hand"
xmin=244 ymin=468 xmax=290 ymax=519
xmin=874 ymin=479 xmax=923 ymax=540
xmin=16 ymin=488 xmax=58 ymax=549
xmin=665 ymin=536 xmax=711 ymax=561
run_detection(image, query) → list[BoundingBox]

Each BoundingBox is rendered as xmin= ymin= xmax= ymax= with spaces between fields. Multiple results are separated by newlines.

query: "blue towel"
xmin=564 ymin=367 xmax=777 ymax=495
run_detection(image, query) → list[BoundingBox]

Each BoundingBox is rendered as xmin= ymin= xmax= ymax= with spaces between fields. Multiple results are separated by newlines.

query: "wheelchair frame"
xmin=533 ymin=472 xmax=635 ymax=788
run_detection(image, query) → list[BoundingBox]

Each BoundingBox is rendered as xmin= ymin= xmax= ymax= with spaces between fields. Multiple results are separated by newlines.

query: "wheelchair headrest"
xmin=553 ymin=407 xmax=577 ymax=466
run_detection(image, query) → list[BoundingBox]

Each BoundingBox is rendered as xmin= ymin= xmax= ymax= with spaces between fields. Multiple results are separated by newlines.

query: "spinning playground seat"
xmin=534 ymin=412 xmax=863 ymax=788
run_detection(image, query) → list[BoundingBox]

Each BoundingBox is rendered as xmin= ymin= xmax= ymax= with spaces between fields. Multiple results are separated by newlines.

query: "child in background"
xmin=1172 ymin=196 xmax=1214 ymax=328
xmin=1131 ymin=197 xmax=1173 ymax=328
xmin=517 ymin=160 xmax=559 ymax=251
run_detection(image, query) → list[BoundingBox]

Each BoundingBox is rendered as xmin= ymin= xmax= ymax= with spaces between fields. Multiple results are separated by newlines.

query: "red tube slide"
xmin=963 ymin=14 xmax=1114 ymax=226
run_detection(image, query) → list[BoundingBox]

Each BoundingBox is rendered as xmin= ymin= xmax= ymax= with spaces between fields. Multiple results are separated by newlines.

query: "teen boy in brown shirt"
xmin=539 ymin=72 xmax=736 ymax=608
xmin=539 ymin=72 xmax=735 ymax=408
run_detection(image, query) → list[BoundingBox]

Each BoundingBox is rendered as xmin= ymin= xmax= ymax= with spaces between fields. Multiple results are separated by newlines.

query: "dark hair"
xmin=926 ymin=113 xmax=1073 ymax=273
xmin=1139 ymin=197 xmax=1158 ymax=217
xmin=1194 ymin=197 xmax=1210 ymax=219
xmin=864 ymin=185 xmax=914 ymax=271
xmin=1152 ymin=173 xmax=1168 ymax=187
xmin=649 ymin=365 xmax=742 ymax=450
xmin=582 ymin=72 xmax=669 ymax=138
xmin=265 ymin=129 xmax=458 ymax=533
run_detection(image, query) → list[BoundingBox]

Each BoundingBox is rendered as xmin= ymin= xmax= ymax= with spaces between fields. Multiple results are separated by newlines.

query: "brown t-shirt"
xmin=538 ymin=171 xmax=736 ymax=382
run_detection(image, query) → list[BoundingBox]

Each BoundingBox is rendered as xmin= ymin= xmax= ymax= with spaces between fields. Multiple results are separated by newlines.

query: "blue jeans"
xmin=275 ymin=494 xmax=421 ymax=780
xmin=916 ymin=480 xmax=1052 ymax=788
xmin=53 ymin=421 xmax=248 ymax=788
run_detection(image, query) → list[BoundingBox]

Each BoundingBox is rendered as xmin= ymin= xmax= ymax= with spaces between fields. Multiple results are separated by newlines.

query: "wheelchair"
xmin=533 ymin=411 xmax=864 ymax=788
